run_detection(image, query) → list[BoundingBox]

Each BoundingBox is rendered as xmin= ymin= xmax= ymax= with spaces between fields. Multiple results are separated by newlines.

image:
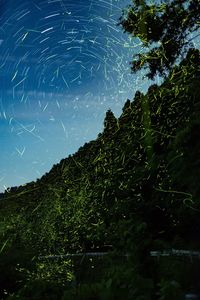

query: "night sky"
xmin=0 ymin=0 xmax=156 ymax=191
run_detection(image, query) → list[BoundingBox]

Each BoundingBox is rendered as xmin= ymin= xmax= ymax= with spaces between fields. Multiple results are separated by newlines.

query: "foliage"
xmin=7 ymin=279 xmax=64 ymax=300
xmin=24 ymin=259 xmax=74 ymax=286
xmin=0 ymin=246 xmax=36 ymax=299
xmin=157 ymin=279 xmax=182 ymax=300
xmin=0 ymin=24 xmax=199 ymax=300
xmin=119 ymin=0 xmax=200 ymax=79
xmin=154 ymin=256 xmax=200 ymax=300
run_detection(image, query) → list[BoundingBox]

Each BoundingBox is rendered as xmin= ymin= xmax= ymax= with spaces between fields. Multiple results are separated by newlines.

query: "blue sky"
xmin=0 ymin=0 xmax=159 ymax=191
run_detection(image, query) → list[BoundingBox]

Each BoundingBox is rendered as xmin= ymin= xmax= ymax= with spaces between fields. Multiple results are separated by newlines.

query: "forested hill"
xmin=0 ymin=48 xmax=200 ymax=258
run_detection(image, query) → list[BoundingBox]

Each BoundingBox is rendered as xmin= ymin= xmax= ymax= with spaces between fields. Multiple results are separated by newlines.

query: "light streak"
xmin=41 ymin=27 xmax=54 ymax=34
xmin=16 ymin=147 xmax=26 ymax=156
xmin=44 ymin=13 xmax=60 ymax=19
xmin=17 ymin=10 xmax=30 ymax=21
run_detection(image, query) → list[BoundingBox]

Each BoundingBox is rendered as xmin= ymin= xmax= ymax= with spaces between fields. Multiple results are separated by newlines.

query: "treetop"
xmin=119 ymin=0 xmax=200 ymax=79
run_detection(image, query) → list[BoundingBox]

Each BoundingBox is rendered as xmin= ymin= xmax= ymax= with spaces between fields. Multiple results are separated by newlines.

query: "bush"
xmin=7 ymin=279 xmax=64 ymax=300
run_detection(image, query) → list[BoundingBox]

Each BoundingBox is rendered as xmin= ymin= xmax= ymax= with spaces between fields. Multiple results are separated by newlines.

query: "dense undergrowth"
xmin=0 ymin=48 xmax=200 ymax=299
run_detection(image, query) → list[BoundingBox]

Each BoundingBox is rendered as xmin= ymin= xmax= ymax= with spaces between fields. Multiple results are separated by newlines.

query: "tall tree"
xmin=119 ymin=0 xmax=200 ymax=79
xmin=104 ymin=109 xmax=117 ymax=132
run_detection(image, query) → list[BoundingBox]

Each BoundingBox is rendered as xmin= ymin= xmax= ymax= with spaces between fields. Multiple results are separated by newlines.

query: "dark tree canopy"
xmin=104 ymin=109 xmax=117 ymax=131
xmin=119 ymin=0 xmax=200 ymax=79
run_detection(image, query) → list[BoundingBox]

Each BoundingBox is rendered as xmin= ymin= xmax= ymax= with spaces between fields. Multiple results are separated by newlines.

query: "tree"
xmin=119 ymin=0 xmax=200 ymax=79
xmin=103 ymin=109 xmax=117 ymax=132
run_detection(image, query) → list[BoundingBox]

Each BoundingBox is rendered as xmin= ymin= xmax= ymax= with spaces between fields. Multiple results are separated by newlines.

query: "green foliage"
xmin=25 ymin=259 xmax=74 ymax=286
xmin=99 ymin=264 xmax=153 ymax=300
xmin=0 ymin=246 xmax=36 ymax=299
xmin=0 ymin=47 xmax=199 ymax=298
xmin=154 ymin=256 xmax=200 ymax=299
xmin=119 ymin=0 xmax=200 ymax=79
xmin=157 ymin=279 xmax=182 ymax=300
xmin=8 ymin=279 xmax=64 ymax=300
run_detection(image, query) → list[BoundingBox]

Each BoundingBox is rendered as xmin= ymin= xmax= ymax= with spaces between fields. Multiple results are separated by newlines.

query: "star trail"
xmin=0 ymin=0 xmax=151 ymax=191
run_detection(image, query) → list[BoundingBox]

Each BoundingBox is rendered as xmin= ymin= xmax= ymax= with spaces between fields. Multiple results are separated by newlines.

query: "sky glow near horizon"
xmin=0 ymin=0 xmax=156 ymax=192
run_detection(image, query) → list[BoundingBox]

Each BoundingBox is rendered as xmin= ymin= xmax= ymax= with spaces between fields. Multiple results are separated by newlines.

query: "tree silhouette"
xmin=119 ymin=0 xmax=200 ymax=79
xmin=103 ymin=109 xmax=117 ymax=132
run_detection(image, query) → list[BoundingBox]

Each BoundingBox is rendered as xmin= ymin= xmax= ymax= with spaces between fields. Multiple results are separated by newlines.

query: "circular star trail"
xmin=0 ymin=0 xmax=148 ymax=190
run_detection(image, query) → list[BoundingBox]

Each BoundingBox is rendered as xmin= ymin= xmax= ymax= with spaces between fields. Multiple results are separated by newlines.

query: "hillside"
xmin=0 ymin=48 xmax=200 ymax=299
